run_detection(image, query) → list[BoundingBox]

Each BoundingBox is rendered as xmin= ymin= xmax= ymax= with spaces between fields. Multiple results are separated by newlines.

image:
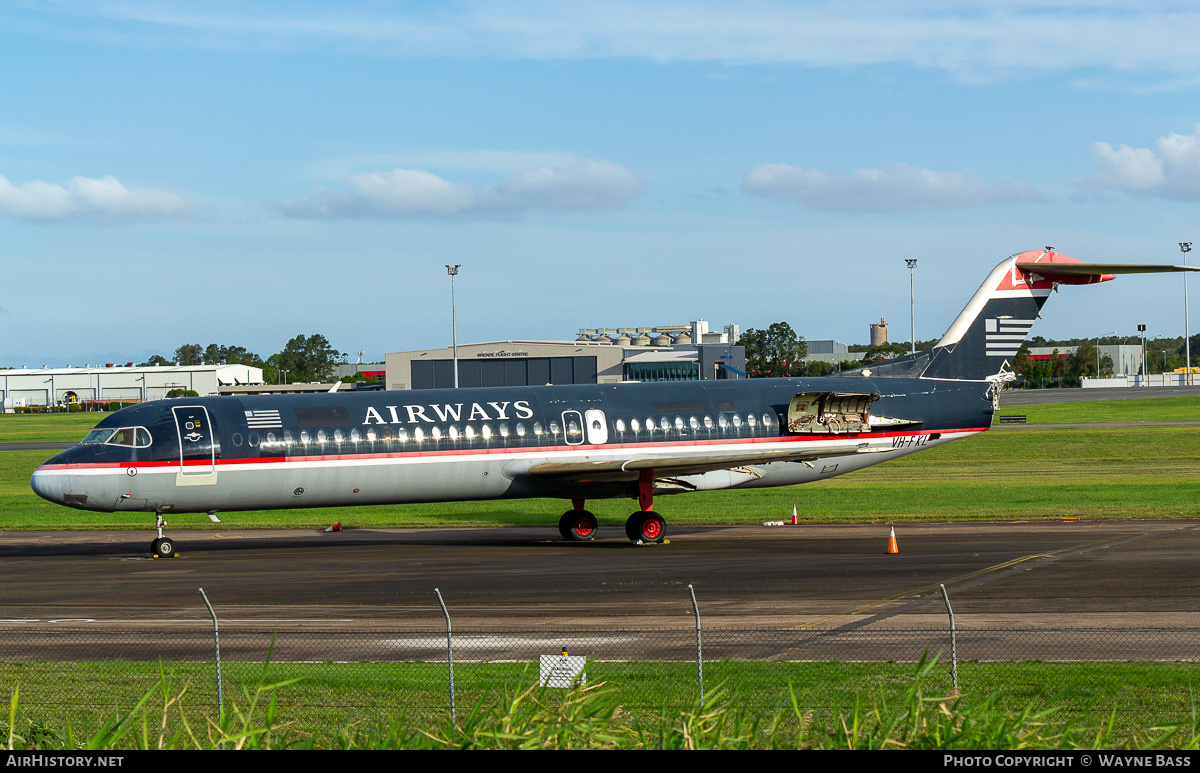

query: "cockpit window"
xmin=103 ymin=427 xmax=152 ymax=448
xmin=81 ymin=429 xmax=114 ymax=444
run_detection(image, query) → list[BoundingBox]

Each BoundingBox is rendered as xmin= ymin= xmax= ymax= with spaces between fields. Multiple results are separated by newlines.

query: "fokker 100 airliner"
xmin=30 ymin=250 xmax=1198 ymax=557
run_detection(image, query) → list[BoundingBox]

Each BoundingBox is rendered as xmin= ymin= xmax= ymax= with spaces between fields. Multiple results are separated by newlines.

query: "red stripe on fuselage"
xmin=35 ymin=426 xmax=989 ymax=471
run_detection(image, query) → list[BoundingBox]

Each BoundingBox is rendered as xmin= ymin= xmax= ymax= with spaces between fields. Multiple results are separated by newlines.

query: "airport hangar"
xmin=384 ymin=334 xmax=747 ymax=391
xmin=0 ymin=363 xmax=264 ymax=408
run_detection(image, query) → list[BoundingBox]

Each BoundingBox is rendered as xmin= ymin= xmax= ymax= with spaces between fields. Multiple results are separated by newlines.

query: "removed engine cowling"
xmin=785 ymin=391 xmax=923 ymax=435
xmin=785 ymin=392 xmax=878 ymax=435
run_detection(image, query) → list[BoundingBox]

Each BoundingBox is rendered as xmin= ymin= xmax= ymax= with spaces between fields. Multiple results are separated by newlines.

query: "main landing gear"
xmin=150 ymin=512 xmax=176 ymax=558
xmin=626 ymin=469 xmax=666 ymax=545
xmin=625 ymin=511 xmax=666 ymax=544
xmin=558 ymin=470 xmax=669 ymax=545
xmin=559 ymin=499 xmax=598 ymax=541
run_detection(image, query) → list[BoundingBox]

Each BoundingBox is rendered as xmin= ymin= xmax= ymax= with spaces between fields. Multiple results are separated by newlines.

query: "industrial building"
xmin=576 ymin=320 xmax=740 ymax=346
xmin=385 ymin=338 xmax=745 ymax=391
xmin=1026 ymin=345 xmax=1144 ymax=376
xmin=803 ymin=339 xmax=856 ymax=366
xmin=0 ymin=364 xmax=264 ymax=409
xmin=384 ymin=319 xmax=746 ymax=390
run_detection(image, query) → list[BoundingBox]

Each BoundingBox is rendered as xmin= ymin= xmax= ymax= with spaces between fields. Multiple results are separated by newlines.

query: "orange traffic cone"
xmin=886 ymin=527 xmax=899 ymax=554
xmin=323 ymin=522 xmax=342 ymax=533
xmin=791 ymin=504 xmax=799 ymax=525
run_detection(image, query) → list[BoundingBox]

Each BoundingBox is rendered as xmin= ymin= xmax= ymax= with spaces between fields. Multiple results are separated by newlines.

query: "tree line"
xmin=1014 ymin=333 xmax=1200 ymax=388
xmin=141 ymin=334 xmax=348 ymax=384
xmin=736 ymin=324 xmax=936 ymax=378
xmin=738 ymin=323 xmax=1200 ymax=388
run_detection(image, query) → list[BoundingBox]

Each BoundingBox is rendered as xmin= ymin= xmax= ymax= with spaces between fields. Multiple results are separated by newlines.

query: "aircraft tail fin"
xmin=849 ymin=250 xmax=1198 ymax=382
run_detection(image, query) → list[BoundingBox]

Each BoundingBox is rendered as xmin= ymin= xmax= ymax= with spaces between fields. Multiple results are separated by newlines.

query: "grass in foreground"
xmin=6 ymin=657 xmax=1200 ymax=749
xmin=4 ymin=657 xmax=1200 ymax=745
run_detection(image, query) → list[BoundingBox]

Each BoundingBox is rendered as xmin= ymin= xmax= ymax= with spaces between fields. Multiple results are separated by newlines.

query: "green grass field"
xmin=0 ymin=411 xmax=114 ymax=443
xmin=2 ymin=398 xmax=1198 ymax=530
xmin=1002 ymin=394 xmax=1200 ymax=424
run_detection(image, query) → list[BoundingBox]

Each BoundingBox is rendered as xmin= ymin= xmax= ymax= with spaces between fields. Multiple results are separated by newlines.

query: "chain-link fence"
xmin=4 ymin=594 xmax=1200 ymax=737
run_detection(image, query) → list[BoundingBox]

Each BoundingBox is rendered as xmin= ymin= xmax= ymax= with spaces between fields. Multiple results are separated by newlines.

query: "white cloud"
xmin=350 ymin=169 xmax=475 ymax=215
xmin=1082 ymin=124 xmax=1200 ymax=199
xmin=277 ymin=159 xmax=642 ymax=219
xmin=36 ymin=2 xmax=1200 ymax=80
xmin=477 ymin=159 xmax=643 ymax=212
xmin=391 ymin=150 xmax=580 ymax=173
xmin=309 ymin=150 xmax=579 ymax=180
xmin=742 ymin=162 xmax=1042 ymax=213
xmin=0 ymin=174 xmax=197 ymax=223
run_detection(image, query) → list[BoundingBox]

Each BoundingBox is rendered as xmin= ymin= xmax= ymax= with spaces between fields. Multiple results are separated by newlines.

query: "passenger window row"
xmin=612 ymin=414 xmax=773 ymax=434
xmin=246 ymin=413 xmax=777 ymax=451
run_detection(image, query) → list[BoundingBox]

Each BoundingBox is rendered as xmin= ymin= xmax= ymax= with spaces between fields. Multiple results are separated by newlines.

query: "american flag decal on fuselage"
xmin=245 ymin=410 xmax=283 ymax=429
xmin=984 ymin=317 xmax=1034 ymax=357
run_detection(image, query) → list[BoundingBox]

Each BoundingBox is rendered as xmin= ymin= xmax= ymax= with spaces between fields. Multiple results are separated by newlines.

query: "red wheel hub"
xmin=641 ymin=517 xmax=662 ymax=540
xmin=574 ymin=517 xmax=594 ymax=536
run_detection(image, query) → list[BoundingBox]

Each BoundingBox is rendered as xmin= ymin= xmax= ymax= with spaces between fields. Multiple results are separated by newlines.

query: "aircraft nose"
xmin=30 ymin=463 xmax=67 ymax=505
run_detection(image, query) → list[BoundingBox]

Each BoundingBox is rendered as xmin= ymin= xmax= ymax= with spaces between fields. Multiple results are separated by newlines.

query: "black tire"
xmin=625 ymin=512 xmax=644 ymax=542
xmin=559 ymin=510 xmax=597 ymax=541
xmin=153 ymin=537 xmax=175 ymax=558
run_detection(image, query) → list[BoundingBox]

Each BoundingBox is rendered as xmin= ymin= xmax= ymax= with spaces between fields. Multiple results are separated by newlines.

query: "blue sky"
xmin=4 ymin=1 xmax=1200 ymax=366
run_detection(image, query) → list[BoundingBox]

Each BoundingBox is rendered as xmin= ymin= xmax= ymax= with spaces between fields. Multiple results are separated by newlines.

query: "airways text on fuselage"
xmin=362 ymin=400 xmax=535 ymax=425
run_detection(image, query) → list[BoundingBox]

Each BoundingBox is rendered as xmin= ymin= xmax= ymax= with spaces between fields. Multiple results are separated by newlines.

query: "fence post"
xmin=198 ymin=588 xmax=223 ymax=722
xmin=939 ymin=583 xmax=958 ymax=694
xmin=434 ymin=588 xmax=456 ymax=723
xmin=688 ymin=584 xmax=703 ymax=703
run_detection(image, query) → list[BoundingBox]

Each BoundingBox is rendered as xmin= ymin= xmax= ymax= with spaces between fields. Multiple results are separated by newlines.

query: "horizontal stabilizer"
xmin=1015 ymin=262 xmax=1200 ymax=276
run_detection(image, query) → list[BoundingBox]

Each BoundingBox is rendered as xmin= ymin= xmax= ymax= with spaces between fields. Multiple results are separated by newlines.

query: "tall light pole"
xmin=446 ymin=264 xmax=461 ymax=388
xmin=1137 ymin=324 xmax=1146 ymax=385
xmin=906 ymin=259 xmax=917 ymax=354
xmin=1181 ymin=243 xmax=1192 ymax=386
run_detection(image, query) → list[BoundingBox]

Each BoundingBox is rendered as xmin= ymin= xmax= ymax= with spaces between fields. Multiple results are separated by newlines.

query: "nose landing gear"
xmin=150 ymin=512 xmax=176 ymax=558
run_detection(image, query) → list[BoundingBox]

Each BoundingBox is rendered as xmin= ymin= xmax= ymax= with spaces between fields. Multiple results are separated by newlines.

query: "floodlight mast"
xmin=1182 ymin=244 xmax=1192 ymax=386
xmin=446 ymin=264 xmax=461 ymax=389
xmin=906 ymin=259 xmax=917 ymax=354
xmin=1138 ymin=324 xmax=1146 ymax=386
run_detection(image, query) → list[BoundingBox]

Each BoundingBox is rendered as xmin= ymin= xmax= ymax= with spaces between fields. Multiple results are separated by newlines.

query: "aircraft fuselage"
xmin=31 ymin=376 xmax=993 ymax=516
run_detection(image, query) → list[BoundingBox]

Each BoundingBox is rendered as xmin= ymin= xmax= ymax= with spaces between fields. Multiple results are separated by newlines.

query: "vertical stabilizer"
xmin=848 ymin=250 xmax=1114 ymax=381
xmin=920 ymin=250 xmax=1095 ymax=380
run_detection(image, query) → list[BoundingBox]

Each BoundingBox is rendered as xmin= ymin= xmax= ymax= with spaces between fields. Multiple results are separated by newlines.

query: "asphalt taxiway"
xmin=1000 ymin=385 xmax=1200 ymax=404
xmin=3 ymin=520 xmax=1199 ymax=631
